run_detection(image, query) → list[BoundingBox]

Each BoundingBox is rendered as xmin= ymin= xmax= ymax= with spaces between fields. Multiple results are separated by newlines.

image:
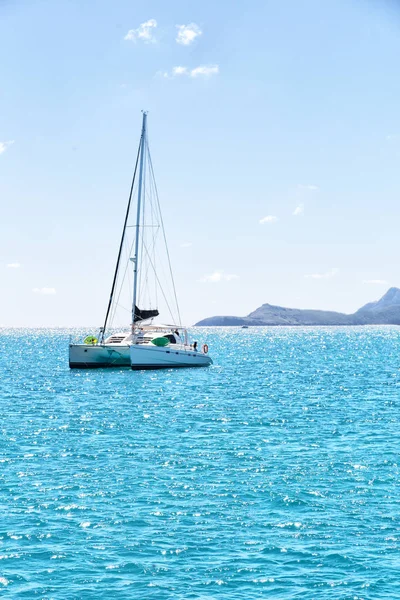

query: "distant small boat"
xmin=242 ymin=325 xmax=249 ymax=329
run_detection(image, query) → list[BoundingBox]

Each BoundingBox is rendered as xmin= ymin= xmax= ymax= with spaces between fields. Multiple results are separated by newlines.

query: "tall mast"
xmin=132 ymin=111 xmax=147 ymax=327
xmin=99 ymin=119 xmax=142 ymax=343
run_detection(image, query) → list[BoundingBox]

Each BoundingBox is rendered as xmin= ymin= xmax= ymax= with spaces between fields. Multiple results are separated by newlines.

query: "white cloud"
xmin=180 ymin=242 xmax=192 ymax=248
xmin=305 ymin=268 xmax=339 ymax=280
xmin=259 ymin=215 xmax=278 ymax=224
xmin=33 ymin=287 xmax=56 ymax=295
xmin=293 ymin=203 xmax=304 ymax=216
xmin=0 ymin=140 xmax=14 ymax=154
xmin=172 ymin=66 xmax=189 ymax=76
xmin=297 ymin=184 xmax=319 ymax=191
xmin=363 ymin=279 xmax=388 ymax=285
xmin=164 ymin=64 xmax=219 ymax=78
xmin=200 ymin=271 xmax=239 ymax=283
xmin=6 ymin=262 xmax=21 ymax=268
xmin=190 ymin=65 xmax=219 ymax=77
xmin=176 ymin=23 xmax=202 ymax=45
xmin=124 ymin=19 xmax=157 ymax=43
xmin=224 ymin=273 xmax=239 ymax=281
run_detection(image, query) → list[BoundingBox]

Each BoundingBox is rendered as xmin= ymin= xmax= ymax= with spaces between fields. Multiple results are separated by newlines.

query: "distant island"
xmin=195 ymin=287 xmax=400 ymax=326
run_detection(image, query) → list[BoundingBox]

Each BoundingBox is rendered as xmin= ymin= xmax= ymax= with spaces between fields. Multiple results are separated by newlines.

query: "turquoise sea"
xmin=0 ymin=326 xmax=399 ymax=599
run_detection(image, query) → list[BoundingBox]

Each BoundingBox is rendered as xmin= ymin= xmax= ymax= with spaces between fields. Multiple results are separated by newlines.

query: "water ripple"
xmin=0 ymin=326 xmax=399 ymax=598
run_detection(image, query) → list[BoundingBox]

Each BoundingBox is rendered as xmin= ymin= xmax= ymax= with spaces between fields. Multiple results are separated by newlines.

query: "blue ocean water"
xmin=0 ymin=327 xmax=399 ymax=599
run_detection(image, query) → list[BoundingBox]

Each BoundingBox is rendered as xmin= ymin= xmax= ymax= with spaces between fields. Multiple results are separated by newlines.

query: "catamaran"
xmin=69 ymin=112 xmax=212 ymax=370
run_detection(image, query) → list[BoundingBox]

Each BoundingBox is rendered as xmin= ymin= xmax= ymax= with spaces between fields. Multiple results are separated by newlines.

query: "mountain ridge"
xmin=195 ymin=287 xmax=400 ymax=326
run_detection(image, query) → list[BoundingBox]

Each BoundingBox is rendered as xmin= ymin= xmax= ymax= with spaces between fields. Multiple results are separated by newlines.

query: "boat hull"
xmin=69 ymin=344 xmax=130 ymax=368
xmin=130 ymin=345 xmax=212 ymax=370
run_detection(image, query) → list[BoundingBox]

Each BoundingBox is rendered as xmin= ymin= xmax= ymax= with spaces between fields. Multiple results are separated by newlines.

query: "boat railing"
xmin=175 ymin=343 xmax=207 ymax=354
xmin=69 ymin=334 xmax=101 ymax=346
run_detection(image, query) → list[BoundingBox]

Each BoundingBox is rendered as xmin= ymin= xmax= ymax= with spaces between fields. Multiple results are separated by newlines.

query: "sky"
xmin=2 ymin=0 xmax=400 ymax=327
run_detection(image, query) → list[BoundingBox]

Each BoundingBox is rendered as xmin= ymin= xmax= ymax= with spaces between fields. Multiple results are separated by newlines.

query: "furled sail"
xmin=134 ymin=305 xmax=159 ymax=323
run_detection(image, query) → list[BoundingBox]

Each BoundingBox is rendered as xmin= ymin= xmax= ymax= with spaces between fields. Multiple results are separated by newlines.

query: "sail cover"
xmin=134 ymin=305 xmax=159 ymax=322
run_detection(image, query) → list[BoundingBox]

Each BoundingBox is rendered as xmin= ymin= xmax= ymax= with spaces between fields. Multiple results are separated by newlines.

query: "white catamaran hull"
xmin=130 ymin=345 xmax=212 ymax=370
xmin=69 ymin=344 xmax=130 ymax=368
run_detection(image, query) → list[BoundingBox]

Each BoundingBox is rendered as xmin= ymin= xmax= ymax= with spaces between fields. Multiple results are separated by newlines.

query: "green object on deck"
xmin=84 ymin=336 xmax=98 ymax=345
xmin=151 ymin=337 xmax=169 ymax=347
